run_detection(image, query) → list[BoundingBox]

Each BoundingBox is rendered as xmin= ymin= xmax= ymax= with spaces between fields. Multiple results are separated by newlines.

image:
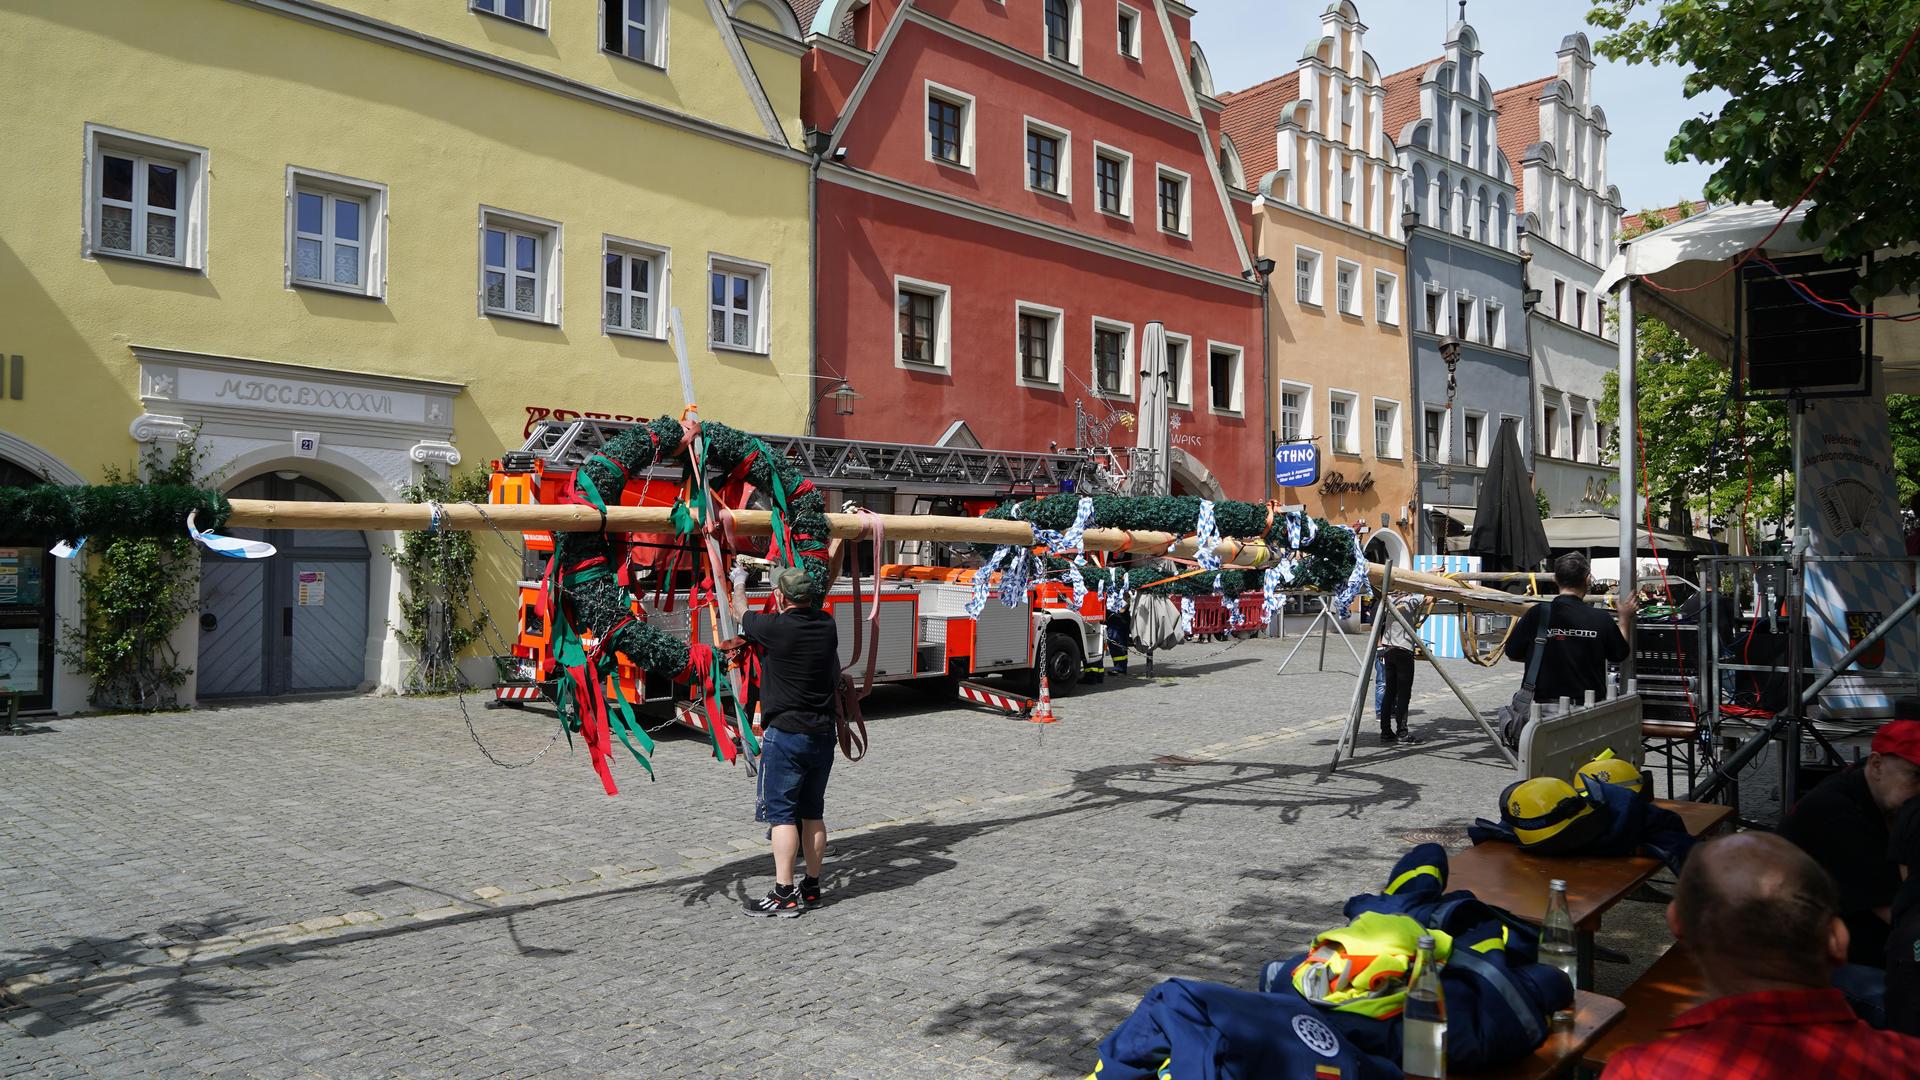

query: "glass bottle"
xmin=1541 ymin=878 xmax=1579 ymax=1028
xmin=1402 ymin=934 xmax=1447 ymax=1079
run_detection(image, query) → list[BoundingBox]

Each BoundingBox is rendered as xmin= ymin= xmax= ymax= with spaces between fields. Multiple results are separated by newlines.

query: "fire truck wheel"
xmin=1039 ymin=630 xmax=1083 ymax=698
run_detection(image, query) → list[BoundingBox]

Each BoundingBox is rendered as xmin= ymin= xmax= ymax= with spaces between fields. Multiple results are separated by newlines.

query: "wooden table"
xmin=1467 ymin=991 xmax=1626 ymax=1080
xmin=1447 ymin=800 xmax=1730 ymax=986
xmin=1579 ymin=942 xmax=1708 ymax=1068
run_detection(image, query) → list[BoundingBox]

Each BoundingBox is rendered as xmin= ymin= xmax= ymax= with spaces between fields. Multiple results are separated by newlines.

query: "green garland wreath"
xmin=981 ymin=494 xmax=1358 ymax=595
xmin=549 ymin=416 xmax=831 ymax=681
xmin=0 ymin=484 xmax=229 ymax=543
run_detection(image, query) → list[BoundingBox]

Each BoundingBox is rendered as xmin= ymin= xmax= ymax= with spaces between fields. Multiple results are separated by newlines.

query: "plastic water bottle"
xmin=1402 ymin=934 xmax=1447 ymax=1079
xmin=1541 ymin=879 xmax=1579 ymax=1028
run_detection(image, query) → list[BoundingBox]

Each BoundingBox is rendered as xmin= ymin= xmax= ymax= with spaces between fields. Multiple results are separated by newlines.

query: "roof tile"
xmin=1492 ymin=77 xmax=1552 ymax=211
xmin=1379 ymin=57 xmax=1439 ymax=144
xmin=1217 ymin=71 xmax=1300 ymax=186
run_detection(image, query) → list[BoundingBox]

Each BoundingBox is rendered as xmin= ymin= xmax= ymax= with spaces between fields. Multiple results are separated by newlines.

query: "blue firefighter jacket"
xmin=1258 ymin=844 xmax=1574 ymax=1073
xmin=1467 ymin=778 xmax=1696 ymax=872
xmin=1086 ymin=978 xmax=1401 ymax=1080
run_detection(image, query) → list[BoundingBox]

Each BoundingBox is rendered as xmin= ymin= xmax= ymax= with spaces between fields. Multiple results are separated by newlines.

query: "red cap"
xmin=1871 ymin=720 xmax=1920 ymax=768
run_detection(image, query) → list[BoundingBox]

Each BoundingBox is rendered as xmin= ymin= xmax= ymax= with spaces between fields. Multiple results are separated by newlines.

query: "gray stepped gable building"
xmin=1498 ymin=33 xmax=1625 ymax=525
xmin=1384 ymin=19 xmax=1530 ymax=553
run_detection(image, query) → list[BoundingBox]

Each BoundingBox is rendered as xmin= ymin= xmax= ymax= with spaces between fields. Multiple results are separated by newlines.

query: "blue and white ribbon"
xmin=965 ymin=546 xmax=1014 ymax=617
xmin=1178 ymin=596 xmax=1196 ymax=638
xmin=1331 ymin=532 xmax=1371 ymax=618
xmin=1261 ymin=564 xmax=1287 ymax=622
xmin=187 ymin=511 xmax=278 ymax=560
xmin=996 ymin=550 xmax=1032 ymax=610
xmin=1193 ymin=500 xmax=1223 ymax=572
xmin=1031 ymin=497 xmax=1096 ymax=610
xmin=49 ymin=537 xmax=87 ymax=559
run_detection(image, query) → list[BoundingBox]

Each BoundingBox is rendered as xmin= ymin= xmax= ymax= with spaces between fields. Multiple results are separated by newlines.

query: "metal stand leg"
xmin=1378 ymin=597 xmax=1517 ymax=768
xmin=1281 ymin=598 xmax=1363 ymax=675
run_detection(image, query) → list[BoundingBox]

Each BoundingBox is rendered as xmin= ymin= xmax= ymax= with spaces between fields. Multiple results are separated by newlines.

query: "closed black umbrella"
xmin=1467 ymin=417 xmax=1551 ymax=571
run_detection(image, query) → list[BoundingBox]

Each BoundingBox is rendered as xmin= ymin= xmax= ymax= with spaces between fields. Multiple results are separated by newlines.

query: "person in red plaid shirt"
xmin=1603 ymin=832 xmax=1920 ymax=1077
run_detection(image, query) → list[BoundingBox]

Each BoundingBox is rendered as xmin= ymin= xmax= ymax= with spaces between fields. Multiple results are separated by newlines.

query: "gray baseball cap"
xmin=774 ymin=567 xmax=824 ymax=604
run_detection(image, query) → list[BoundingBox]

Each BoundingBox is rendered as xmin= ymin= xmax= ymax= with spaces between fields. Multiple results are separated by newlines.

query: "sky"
xmin=1189 ymin=0 xmax=1729 ymax=212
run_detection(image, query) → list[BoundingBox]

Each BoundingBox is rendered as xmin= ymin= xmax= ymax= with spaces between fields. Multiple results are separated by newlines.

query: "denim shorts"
xmin=755 ymin=726 xmax=836 ymax=825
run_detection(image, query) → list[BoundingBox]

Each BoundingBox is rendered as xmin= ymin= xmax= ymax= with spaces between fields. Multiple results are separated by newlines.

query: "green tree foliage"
xmin=56 ymin=439 xmax=213 ymax=711
xmin=1589 ymin=0 xmax=1920 ymax=294
xmin=387 ymin=468 xmax=493 ymax=693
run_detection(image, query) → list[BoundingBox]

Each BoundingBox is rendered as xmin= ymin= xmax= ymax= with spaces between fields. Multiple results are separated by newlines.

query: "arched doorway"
xmin=0 ymin=458 xmax=56 ymax=712
xmin=197 ymin=473 xmax=371 ymax=697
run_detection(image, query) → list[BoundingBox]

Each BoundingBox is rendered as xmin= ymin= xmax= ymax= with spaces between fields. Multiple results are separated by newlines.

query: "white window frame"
xmin=924 ymin=82 xmax=977 ymax=171
xmin=1155 ymin=164 xmax=1191 ymax=237
xmin=1092 ymin=142 xmax=1133 ymax=220
xmin=1423 ymin=405 xmax=1449 ymax=464
xmin=285 ymin=167 xmax=386 ymax=299
xmin=1294 ymin=246 xmax=1323 ymax=307
xmin=894 ymin=275 xmax=952 ymax=371
xmin=602 ymin=235 xmax=668 ymax=339
xmin=1453 ymin=292 xmax=1476 ymax=340
xmin=1023 ymin=117 xmax=1072 ymax=201
xmin=83 ymin=124 xmax=209 ymax=270
xmin=1327 ymin=389 xmax=1360 ymax=455
xmin=708 ymin=253 xmax=771 ymax=354
xmin=1541 ymin=392 xmax=1563 ymax=458
xmin=1015 ymin=300 xmax=1066 ymax=388
xmin=1552 ymin=277 xmax=1567 ymax=321
xmin=473 ymin=0 xmax=548 ymax=31
xmin=602 ymin=0 xmax=667 ymax=67
xmin=1423 ymin=284 xmax=1446 ymax=333
xmin=1164 ymin=331 xmax=1193 ymax=409
xmin=1116 ymin=2 xmax=1141 ymax=59
xmin=1573 ymin=288 xmax=1589 ymax=332
xmin=1570 ymin=403 xmax=1589 ymax=463
xmin=478 ymin=206 xmax=563 ymax=325
xmin=1042 ymin=0 xmax=1082 ymax=67
xmin=1463 ymin=409 xmax=1489 ymax=467
xmin=1484 ymin=300 xmax=1504 ymax=349
xmin=1279 ymin=382 xmax=1311 ymax=443
xmin=1089 ymin=316 xmax=1134 ymax=399
xmin=1205 ymin=341 xmax=1244 ymax=416
xmin=1374 ymin=270 xmax=1399 ymax=325
xmin=1333 ymin=259 xmax=1360 ymax=316
xmin=1501 ymin=412 xmax=1524 ymax=464
xmin=1372 ymin=397 xmax=1402 ymax=459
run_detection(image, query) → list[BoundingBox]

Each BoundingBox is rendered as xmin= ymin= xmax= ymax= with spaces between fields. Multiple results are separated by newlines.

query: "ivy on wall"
xmin=387 ymin=468 xmax=493 ymax=693
xmin=54 ymin=439 xmax=215 ymax=712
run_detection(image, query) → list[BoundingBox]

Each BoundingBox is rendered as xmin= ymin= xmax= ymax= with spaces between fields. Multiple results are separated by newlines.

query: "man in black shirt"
xmin=733 ymin=567 xmax=840 ymax=917
xmin=1503 ymin=553 xmax=1636 ymax=709
xmin=1780 ymin=715 xmax=1920 ymax=968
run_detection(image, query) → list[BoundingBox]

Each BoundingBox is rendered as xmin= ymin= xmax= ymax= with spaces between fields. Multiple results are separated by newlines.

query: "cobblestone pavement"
xmin=0 ymin=637 xmax=1671 ymax=1078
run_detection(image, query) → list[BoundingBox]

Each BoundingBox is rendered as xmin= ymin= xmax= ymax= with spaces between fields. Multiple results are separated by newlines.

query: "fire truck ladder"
xmin=504 ymin=419 xmax=1094 ymax=496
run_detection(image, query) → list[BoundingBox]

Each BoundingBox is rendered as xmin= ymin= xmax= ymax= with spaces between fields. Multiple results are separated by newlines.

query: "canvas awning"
xmin=1540 ymin=511 xmax=1716 ymax=554
xmin=1596 ymin=202 xmax=1920 ymax=391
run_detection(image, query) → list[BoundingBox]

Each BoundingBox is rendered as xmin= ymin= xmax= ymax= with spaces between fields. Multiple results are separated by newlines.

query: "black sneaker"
xmin=800 ymin=876 xmax=822 ymax=909
xmin=1379 ymin=730 xmax=1399 ymax=745
xmin=743 ymin=886 xmax=803 ymax=918
xmin=1397 ymin=730 xmax=1423 ymax=745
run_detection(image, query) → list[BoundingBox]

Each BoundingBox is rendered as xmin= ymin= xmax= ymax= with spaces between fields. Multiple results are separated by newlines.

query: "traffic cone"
xmin=1030 ymin=670 xmax=1058 ymax=724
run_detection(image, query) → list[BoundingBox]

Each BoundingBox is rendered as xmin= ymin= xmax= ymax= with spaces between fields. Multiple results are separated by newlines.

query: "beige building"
xmin=1220 ymin=1 xmax=1415 ymax=566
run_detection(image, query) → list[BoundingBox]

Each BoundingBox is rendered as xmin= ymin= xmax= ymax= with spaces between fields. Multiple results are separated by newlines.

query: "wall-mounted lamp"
xmin=1522 ymin=286 xmax=1544 ymax=311
xmin=1400 ymin=208 xmax=1420 ymax=236
xmin=825 ymin=381 xmax=861 ymax=416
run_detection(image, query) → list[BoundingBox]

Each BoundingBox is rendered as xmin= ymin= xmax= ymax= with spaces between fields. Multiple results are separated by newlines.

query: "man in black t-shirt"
xmin=1504 ymin=552 xmax=1635 ymax=710
xmin=732 ymin=567 xmax=840 ymax=918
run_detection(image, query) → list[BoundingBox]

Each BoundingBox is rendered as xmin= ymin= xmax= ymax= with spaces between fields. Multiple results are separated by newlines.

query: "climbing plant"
xmin=55 ymin=438 xmax=214 ymax=712
xmin=387 ymin=468 xmax=493 ymax=693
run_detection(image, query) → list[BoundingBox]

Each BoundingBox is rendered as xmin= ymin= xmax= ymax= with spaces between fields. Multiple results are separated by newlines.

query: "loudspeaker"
xmin=1739 ymin=255 xmax=1870 ymax=396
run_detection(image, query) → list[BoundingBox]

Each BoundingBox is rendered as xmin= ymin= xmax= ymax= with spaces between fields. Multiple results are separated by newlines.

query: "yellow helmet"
xmin=1573 ymin=749 xmax=1646 ymax=799
xmin=1500 ymin=777 xmax=1606 ymax=853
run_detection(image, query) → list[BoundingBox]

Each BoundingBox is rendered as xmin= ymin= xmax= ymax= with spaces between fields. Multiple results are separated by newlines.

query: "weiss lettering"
xmin=217 ymin=378 xmax=395 ymax=416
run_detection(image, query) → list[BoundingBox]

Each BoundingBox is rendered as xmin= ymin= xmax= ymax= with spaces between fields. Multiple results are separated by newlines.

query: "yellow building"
xmin=0 ymin=0 xmax=811 ymax=711
xmin=1220 ymin=1 xmax=1417 ymax=568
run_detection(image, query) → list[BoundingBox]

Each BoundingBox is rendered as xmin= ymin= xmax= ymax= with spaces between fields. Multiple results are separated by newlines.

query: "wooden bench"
xmin=1470 ymin=990 xmax=1626 ymax=1080
xmin=1578 ymin=941 xmax=1709 ymax=1069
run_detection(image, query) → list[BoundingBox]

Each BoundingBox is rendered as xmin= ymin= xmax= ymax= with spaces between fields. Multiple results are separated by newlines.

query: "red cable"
xmin=1639 ymin=21 xmax=1920 ymax=296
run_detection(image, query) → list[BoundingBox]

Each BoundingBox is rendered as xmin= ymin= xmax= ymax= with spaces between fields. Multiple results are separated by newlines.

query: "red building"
xmin=799 ymin=0 xmax=1266 ymax=501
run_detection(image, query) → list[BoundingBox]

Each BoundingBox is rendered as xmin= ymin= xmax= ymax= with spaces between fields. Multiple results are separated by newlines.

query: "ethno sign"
xmin=1319 ymin=471 xmax=1376 ymax=496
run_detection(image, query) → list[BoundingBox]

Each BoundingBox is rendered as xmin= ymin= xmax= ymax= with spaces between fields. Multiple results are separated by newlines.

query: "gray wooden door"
xmin=197 ymin=474 xmax=369 ymax=698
